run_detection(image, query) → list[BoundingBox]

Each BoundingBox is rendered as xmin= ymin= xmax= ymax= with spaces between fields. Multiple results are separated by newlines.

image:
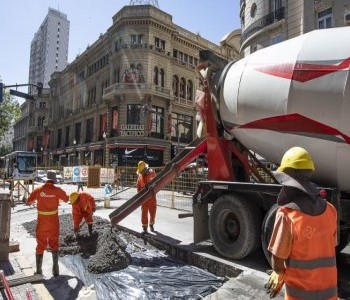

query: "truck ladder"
xmin=109 ymin=137 xmax=207 ymax=225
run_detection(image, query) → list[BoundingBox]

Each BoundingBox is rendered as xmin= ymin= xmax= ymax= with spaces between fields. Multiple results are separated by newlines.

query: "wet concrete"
xmin=22 ymin=215 xmax=135 ymax=274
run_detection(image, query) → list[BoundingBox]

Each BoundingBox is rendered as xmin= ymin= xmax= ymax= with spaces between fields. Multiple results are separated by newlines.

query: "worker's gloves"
xmin=265 ymin=271 xmax=284 ymax=298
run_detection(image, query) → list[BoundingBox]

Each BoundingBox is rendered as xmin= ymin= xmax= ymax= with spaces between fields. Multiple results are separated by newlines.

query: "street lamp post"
xmin=40 ymin=147 xmax=44 ymax=167
xmin=73 ymin=139 xmax=77 ymax=166
xmin=103 ymin=132 xmax=109 ymax=167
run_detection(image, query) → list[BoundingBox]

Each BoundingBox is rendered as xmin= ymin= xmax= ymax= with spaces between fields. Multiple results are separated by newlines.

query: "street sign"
xmin=9 ymin=89 xmax=33 ymax=99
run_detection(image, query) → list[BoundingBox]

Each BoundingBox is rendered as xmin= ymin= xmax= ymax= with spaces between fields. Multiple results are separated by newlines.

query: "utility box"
xmin=0 ymin=193 xmax=11 ymax=261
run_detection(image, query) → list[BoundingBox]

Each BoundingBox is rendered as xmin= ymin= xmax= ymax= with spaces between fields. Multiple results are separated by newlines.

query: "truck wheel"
xmin=261 ymin=204 xmax=279 ymax=266
xmin=209 ymin=194 xmax=262 ymax=259
xmin=337 ymin=228 xmax=350 ymax=253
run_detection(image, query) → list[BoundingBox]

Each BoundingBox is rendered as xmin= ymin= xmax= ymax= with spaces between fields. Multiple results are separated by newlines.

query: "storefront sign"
xmin=120 ymin=124 xmax=145 ymax=136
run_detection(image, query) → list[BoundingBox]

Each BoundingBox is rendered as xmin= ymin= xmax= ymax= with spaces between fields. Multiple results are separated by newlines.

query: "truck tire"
xmin=261 ymin=204 xmax=279 ymax=266
xmin=337 ymin=228 xmax=350 ymax=253
xmin=209 ymin=194 xmax=262 ymax=259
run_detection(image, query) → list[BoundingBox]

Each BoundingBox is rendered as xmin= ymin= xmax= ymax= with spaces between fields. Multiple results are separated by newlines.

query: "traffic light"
xmin=37 ymin=82 xmax=43 ymax=97
xmin=0 ymin=82 xmax=3 ymax=103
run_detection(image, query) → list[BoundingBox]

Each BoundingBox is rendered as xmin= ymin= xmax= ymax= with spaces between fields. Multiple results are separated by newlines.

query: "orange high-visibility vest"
xmin=281 ymin=202 xmax=337 ymax=300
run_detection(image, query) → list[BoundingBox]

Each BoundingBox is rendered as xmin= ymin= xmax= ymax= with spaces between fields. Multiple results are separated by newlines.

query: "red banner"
xmin=112 ymin=110 xmax=119 ymax=130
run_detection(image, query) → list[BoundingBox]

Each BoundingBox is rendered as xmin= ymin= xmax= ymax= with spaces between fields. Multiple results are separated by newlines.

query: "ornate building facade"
xmin=19 ymin=4 xmax=239 ymax=168
xmin=240 ymin=0 xmax=350 ymax=56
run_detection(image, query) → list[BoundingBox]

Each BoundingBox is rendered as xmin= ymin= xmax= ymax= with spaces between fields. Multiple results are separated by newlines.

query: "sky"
xmin=0 ymin=0 xmax=240 ymax=102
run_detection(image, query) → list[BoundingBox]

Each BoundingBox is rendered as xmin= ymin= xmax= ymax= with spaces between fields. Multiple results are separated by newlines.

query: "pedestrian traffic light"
xmin=0 ymin=83 xmax=3 ymax=103
xmin=37 ymin=82 xmax=43 ymax=97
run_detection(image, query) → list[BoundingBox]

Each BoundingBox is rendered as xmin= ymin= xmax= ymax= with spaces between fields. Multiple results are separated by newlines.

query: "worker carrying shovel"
xmin=69 ymin=191 xmax=96 ymax=236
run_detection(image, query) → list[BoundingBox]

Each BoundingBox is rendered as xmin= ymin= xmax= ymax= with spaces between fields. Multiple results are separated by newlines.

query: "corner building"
xmin=48 ymin=5 xmax=239 ymax=167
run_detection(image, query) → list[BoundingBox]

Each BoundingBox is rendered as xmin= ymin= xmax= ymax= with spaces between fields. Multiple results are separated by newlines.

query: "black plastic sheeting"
xmin=61 ymin=249 xmax=224 ymax=299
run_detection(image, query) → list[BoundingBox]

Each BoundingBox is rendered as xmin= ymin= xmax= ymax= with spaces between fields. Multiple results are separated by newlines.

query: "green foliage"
xmin=0 ymin=89 xmax=20 ymax=139
xmin=0 ymin=144 xmax=12 ymax=156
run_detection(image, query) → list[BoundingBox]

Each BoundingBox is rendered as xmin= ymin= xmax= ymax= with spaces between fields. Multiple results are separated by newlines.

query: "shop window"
xmin=171 ymin=113 xmax=193 ymax=144
xmin=127 ymin=104 xmax=141 ymax=125
xmin=150 ymin=106 xmax=164 ymax=139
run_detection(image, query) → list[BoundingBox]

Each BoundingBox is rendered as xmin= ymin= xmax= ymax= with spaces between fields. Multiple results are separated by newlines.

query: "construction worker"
xmin=26 ymin=171 xmax=69 ymax=277
xmin=136 ymin=160 xmax=157 ymax=234
xmin=69 ymin=191 xmax=96 ymax=236
xmin=265 ymin=147 xmax=338 ymax=299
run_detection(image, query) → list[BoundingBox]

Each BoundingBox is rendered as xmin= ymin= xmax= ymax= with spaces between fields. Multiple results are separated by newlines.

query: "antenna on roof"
xmin=129 ymin=0 xmax=159 ymax=8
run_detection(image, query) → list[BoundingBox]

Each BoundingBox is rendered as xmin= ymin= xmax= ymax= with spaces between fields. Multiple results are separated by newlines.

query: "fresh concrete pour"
xmin=22 ymin=213 xmax=224 ymax=299
xmin=22 ymin=214 xmax=133 ymax=274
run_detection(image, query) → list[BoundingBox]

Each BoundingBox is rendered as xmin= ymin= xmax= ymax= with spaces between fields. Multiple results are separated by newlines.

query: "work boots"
xmin=88 ymin=224 xmax=93 ymax=236
xmin=141 ymin=226 xmax=148 ymax=234
xmin=52 ymin=251 xmax=59 ymax=277
xmin=35 ymin=254 xmax=43 ymax=275
xmin=150 ymin=224 xmax=155 ymax=232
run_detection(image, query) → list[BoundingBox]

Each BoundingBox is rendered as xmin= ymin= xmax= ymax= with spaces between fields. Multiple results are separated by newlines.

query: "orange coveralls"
xmin=137 ymin=168 xmax=157 ymax=228
xmin=72 ymin=192 xmax=96 ymax=231
xmin=27 ymin=182 xmax=69 ymax=254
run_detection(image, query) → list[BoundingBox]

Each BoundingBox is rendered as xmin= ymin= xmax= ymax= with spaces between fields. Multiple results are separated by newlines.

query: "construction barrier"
xmin=0 ymin=193 xmax=11 ymax=261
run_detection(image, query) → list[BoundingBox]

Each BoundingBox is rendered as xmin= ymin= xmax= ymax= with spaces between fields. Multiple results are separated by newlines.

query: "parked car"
xmin=34 ymin=170 xmax=47 ymax=182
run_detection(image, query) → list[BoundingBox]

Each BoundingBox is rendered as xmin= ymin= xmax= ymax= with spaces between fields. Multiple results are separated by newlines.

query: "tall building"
xmin=28 ymin=8 xmax=70 ymax=91
xmin=240 ymin=0 xmax=350 ymax=56
xmin=42 ymin=4 xmax=239 ymax=168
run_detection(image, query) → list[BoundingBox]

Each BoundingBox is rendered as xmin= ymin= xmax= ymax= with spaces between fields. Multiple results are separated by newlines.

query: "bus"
xmin=2 ymin=151 xmax=37 ymax=179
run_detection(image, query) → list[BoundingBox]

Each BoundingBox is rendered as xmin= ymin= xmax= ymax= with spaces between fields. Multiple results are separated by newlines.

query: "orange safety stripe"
xmin=285 ymin=285 xmax=338 ymax=299
xmin=37 ymin=209 xmax=58 ymax=216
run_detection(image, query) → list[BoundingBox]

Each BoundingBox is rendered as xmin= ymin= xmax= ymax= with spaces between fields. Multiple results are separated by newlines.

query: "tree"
xmin=0 ymin=89 xmax=20 ymax=139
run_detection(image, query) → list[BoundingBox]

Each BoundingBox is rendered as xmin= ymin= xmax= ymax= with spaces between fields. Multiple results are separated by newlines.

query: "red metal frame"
xmin=0 ymin=271 xmax=14 ymax=300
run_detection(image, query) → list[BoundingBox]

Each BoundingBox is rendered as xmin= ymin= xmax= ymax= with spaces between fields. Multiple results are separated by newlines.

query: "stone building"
xmin=240 ymin=0 xmax=350 ymax=56
xmin=40 ymin=4 xmax=239 ymax=168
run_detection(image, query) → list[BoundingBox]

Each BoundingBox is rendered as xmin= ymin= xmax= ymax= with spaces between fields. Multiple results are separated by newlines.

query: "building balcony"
xmin=241 ymin=7 xmax=285 ymax=44
xmin=103 ymin=82 xmax=171 ymax=101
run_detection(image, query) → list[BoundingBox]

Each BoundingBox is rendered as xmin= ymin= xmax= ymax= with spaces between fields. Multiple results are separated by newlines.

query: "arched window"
xmin=172 ymin=75 xmax=179 ymax=97
xmin=160 ymin=68 xmax=165 ymax=87
xmin=117 ymin=68 xmax=120 ymax=83
xmin=179 ymin=77 xmax=186 ymax=98
xmin=153 ymin=67 xmax=159 ymax=85
xmin=187 ymin=80 xmax=193 ymax=101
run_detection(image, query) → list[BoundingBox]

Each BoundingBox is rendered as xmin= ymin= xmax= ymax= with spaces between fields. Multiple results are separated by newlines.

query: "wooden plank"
xmin=0 ymin=274 xmax=43 ymax=288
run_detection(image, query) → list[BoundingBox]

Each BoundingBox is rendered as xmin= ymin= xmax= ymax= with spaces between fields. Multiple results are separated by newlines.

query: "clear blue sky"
xmin=0 ymin=0 xmax=240 ymax=100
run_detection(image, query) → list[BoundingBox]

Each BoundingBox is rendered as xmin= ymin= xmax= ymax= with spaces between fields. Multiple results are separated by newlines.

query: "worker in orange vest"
xmin=26 ymin=171 xmax=69 ymax=277
xmin=69 ymin=191 xmax=96 ymax=236
xmin=266 ymin=147 xmax=338 ymax=299
xmin=136 ymin=161 xmax=157 ymax=234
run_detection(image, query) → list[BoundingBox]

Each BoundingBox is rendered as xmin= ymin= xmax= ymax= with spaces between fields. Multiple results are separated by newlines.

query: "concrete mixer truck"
xmin=110 ymin=27 xmax=350 ymax=262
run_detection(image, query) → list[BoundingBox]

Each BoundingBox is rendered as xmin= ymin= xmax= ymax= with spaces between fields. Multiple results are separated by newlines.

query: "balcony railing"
xmin=241 ymin=7 xmax=285 ymax=44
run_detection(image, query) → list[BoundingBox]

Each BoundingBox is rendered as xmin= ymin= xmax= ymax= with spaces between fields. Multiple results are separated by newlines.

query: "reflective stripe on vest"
xmin=286 ymin=256 xmax=336 ymax=269
xmin=285 ymin=284 xmax=338 ymax=300
xmin=38 ymin=209 xmax=58 ymax=215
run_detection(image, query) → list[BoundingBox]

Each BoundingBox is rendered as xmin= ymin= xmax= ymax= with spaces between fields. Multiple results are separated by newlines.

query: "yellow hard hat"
xmin=277 ymin=147 xmax=315 ymax=172
xmin=137 ymin=161 xmax=147 ymax=174
xmin=69 ymin=192 xmax=79 ymax=205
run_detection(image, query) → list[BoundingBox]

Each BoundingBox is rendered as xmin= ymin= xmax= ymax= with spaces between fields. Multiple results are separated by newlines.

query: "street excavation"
xmin=21 ymin=213 xmax=224 ymax=299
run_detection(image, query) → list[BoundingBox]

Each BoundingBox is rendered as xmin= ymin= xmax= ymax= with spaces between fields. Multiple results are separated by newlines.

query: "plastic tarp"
xmin=61 ymin=248 xmax=224 ymax=299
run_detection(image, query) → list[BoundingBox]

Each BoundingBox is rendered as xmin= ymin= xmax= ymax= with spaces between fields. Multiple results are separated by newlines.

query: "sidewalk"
xmin=2 ymin=184 xmax=282 ymax=299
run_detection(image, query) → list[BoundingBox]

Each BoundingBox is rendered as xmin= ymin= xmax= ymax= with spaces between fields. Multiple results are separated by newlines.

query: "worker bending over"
xmin=26 ymin=171 xmax=69 ymax=277
xmin=136 ymin=161 xmax=157 ymax=234
xmin=266 ymin=147 xmax=338 ymax=299
xmin=69 ymin=191 xmax=96 ymax=236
